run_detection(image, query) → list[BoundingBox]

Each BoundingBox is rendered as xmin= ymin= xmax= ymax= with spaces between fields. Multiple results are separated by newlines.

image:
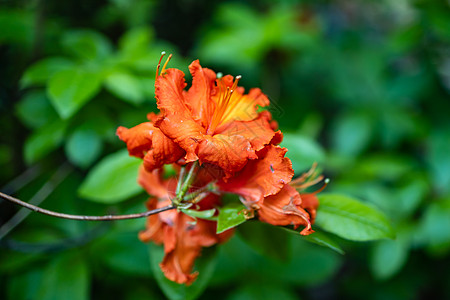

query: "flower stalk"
xmin=174 ymin=162 xmax=198 ymax=205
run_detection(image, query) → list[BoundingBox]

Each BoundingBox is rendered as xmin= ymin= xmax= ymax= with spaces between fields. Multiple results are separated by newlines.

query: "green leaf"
xmin=74 ymin=107 xmax=116 ymax=139
xmin=211 ymin=233 xmax=341 ymax=287
xmin=0 ymin=249 xmax=41 ymax=273
xmin=124 ymin=287 xmax=162 ymax=300
xmin=331 ymin=112 xmax=373 ymax=156
xmin=227 ymin=284 xmax=298 ymax=300
xmin=419 ymin=198 xmax=450 ymax=254
xmin=198 ymin=3 xmax=265 ymax=69
xmin=36 ymin=253 xmax=90 ymax=300
xmin=118 ymin=27 xmax=153 ymax=58
xmin=180 ymin=208 xmax=216 ymax=220
xmin=20 ymin=57 xmax=74 ymax=88
xmin=285 ymin=235 xmax=342 ymax=286
xmin=104 ymin=69 xmax=145 ymax=104
xmin=139 ymin=77 xmax=156 ymax=99
xmin=238 ymin=221 xmax=290 ymax=261
xmin=148 ymin=243 xmax=216 ymax=300
xmin=216 ymin=201 xmax=247 ymax=234
xmin=427 ymin=131 xmax=450 ymax=195
xmin=0 ymin=144 xmax=11 ymax=166
xmin=48 ymin=68 xmax=102 ymax=119
xmin=370 ymin=237 xmax=409 ymax=280
xmin=316 ymin=194 xmax=395 ymax=241
xmin=65 ymin=128 xmax=103 ymax=168
xmin=78 ymin=149 xmax=142 ymax=203
xmin=7 ymin=268 xmax=43 ymax=300
xmin=353 ymin=154 xmax=414 ymax=181
xmin=24 ymin=119 xmax=67 ymax=164
xmin=282 ymin=227 xmax=345 ymax=255
xmin=281 ymin=133 xmax=325 ymax=172
xmin=92 ymin=231 xmax=152 ymax=277
xmin=15 ymin=90 xmax=58 ymax=129
xmin=62 ymin=30 xmax=112 ymax=61
xmin=0 ymin=10 xmax=33 ymax=46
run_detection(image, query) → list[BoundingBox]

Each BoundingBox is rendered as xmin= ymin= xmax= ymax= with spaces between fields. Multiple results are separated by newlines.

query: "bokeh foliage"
xmin=1 ymin=0 xmax=450 ymax=299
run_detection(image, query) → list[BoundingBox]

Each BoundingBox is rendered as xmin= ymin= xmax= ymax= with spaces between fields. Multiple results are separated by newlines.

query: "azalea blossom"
xmin=117 ymin=55 xmax=322 ymax=285
xmin=217 ymin=145 xmax=319 ymax=235
xmin=117 ymin=57 xmax=281 ymax=177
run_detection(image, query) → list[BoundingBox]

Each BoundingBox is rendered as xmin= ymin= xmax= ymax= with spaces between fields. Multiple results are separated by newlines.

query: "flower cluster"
xmin=117 ymin=55 xmax=321 ymax=285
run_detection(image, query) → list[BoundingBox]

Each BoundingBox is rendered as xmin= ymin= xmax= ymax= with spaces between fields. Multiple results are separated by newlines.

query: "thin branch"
xmin=0 ymin=191 xmax=176 ymax=222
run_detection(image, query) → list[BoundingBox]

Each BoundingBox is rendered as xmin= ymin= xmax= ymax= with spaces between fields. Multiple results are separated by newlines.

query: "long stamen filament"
xmin=220 ymin=92 xmax=243 ymax=123
xmin=160 ymin=54 xmax=173 ymax=75
xmin=207 ymin=75 xmax=242 ymax=134
xmin=155 ymin=51 xmax=166 ymax=81
xmin=291 ymin=175 xmax=324 ymax=190
xmin=313 ymin=178 xmax=330 ymax=194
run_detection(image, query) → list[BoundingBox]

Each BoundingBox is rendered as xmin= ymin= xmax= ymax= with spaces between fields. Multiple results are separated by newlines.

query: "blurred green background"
xmin=1 ymin=0 xmax=450 ymax=299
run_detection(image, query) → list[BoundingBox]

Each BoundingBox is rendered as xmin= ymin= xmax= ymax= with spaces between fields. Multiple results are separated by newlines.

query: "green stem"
xmin=183 ymin=182 xmax=216 ymax=202
xmin=175 ymin=165 xmax=186 ymax=195
xmin=174 ymin=161 xmax=198 ymax=205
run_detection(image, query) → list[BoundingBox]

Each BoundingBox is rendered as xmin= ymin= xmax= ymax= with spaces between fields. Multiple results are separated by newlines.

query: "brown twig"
xmin=0 ymin=191 xmax=176 ymax=222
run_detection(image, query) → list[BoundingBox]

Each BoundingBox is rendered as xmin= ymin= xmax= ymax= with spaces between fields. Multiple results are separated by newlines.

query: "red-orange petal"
xmin=299 ymin=193 xmax=319 ymax=223
xmin=137 ymin=167 xmax=168 ymax=199
xmin=155 ymin=67 xmax=206 ymax=162
xmin=218 ymin=145 xmax=294 ymax=202
xmin=258 ymin=184 xmax=314 ymax=235
xmin=155 ymin=68 xmax=190 ymax=116
xmin=215 ymin=110 xmax=276 ymax=152
xmin=137 ymin=166 xmax=179 ymax=203
xmin=117 ymin=122 xmax=185 ymax=171
xmin=160 ymin=214 xmax=222 ymax=285
xmin=142 ymin=126 xmax=186 ymax=171
xmin=197 ymin=134 xmax=257 ymax=177
xmin=270 ymin=130 xmax=284 ymax=145
xmin=138 ymin=198 xmax=166 ymax=244
xmin=185 ymin=60 xmax=217 ymax=128
xmin=155 ymin=113 xmax=205 ymax=162
xmin=116 ymin=123 xmax=154 ymax=158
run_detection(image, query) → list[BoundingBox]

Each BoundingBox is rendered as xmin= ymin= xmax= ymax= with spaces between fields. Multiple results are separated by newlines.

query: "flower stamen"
xmin=155 ymin=51 xmax=173 ymax=81
xmin=155 ymin=51 xmax=166 ymax=81
xmin=160 ymin=54 xmax=173 ymax=75
xmin=207 ymin=75 xmax=242 ymax=135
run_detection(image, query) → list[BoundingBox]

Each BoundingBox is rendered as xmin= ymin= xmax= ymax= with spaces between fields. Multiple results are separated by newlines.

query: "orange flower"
xmin=217 ymin=145 xmax=319 ymax=235
xmin=117 ymin=58 xmax=281 ymax=178
xmin=117 ymin=56 xmax=323 ymax=284
xmin=116 ymin=114 xmax=185 ymax=171
xmin=258 ymin=185 xmax=318 ymax=235
xmin=138 ymin=167 xmax=232 ymax=285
